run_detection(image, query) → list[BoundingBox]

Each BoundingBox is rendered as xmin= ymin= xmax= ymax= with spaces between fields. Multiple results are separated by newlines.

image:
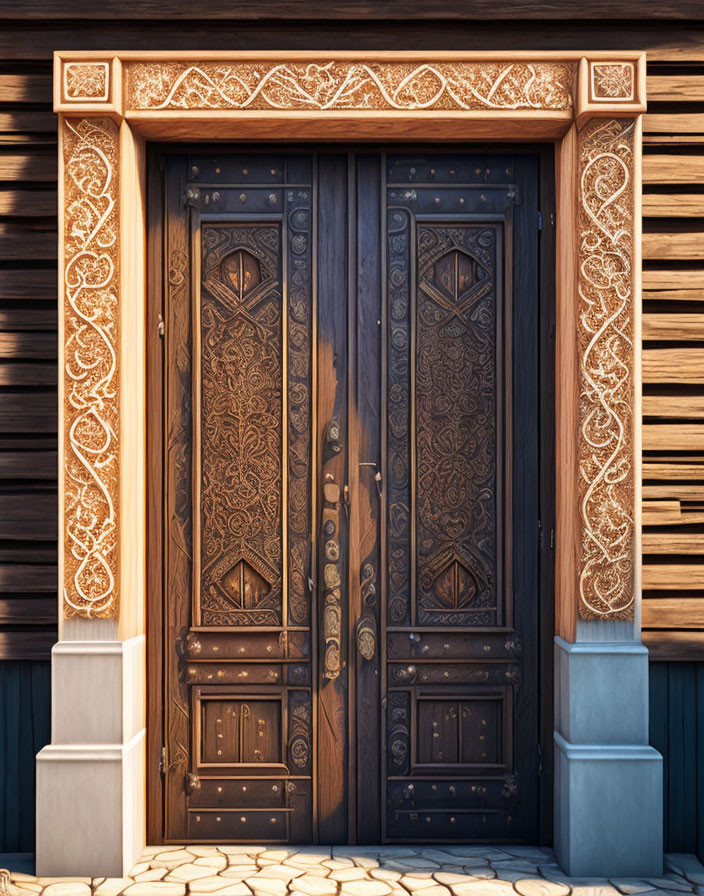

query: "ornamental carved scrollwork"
xmin=62 ymin=117 xmax=120 ymax=619
xmin=577 ymin=118 xmax=635 ymax=621
xmin=125 ymin=61 xmax=574 ymax=112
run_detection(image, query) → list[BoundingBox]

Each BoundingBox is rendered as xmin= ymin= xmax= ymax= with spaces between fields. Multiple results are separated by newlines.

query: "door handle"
xmin=322 ymin=473 xmax=342 ymax=680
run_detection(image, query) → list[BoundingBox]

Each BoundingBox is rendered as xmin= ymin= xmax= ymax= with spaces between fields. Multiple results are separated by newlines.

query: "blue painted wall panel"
xmin=0 ymin=661 xmax=51 ymax=853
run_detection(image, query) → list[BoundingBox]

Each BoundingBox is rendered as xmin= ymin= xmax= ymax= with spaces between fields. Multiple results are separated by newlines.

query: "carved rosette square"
xmin=62 ymin=117 xmax=120 ymax=619
xmin=64 ymin=61 xmax=110 ymax=102
xmin=577 ymin=117 xmax=636 ymax=621
xmin=590 ymin=62 xmax=635 ymax=102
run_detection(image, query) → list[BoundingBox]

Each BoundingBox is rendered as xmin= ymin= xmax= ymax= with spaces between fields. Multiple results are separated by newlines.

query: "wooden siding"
xmin=0 ymin=59 xmax=58 ymax=660
xmin=642 ymin=61 xmax=704 ymax=660
xmin=1 ymin=18 xmax=704 ymax=660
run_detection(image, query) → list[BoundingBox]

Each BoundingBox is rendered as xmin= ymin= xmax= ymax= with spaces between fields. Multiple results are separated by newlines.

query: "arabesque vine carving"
xmin=62 ymin=117 xmax=120 ymax=619
xmin=577 ymin=118 xmax=635 ymax=620
xmin=126 ymin=61 xmax=574 ymax=112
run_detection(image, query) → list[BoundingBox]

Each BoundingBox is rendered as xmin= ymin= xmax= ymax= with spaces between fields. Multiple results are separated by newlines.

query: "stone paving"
xmin=4 ymin=847 xmax=704 ymax=896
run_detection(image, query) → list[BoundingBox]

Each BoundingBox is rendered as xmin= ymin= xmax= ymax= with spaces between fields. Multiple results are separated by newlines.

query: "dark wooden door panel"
xmin=164 ymin=153 xmax=316 ymax=844
xmin=381 ymin=153 xmax=540 ymax=843
xmin=158 ymin=148 xmax=544 ymax=845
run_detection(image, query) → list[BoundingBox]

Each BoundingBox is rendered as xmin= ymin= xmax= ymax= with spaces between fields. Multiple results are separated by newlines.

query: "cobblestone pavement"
xmin=5 ymin=847 xmax=704 ymax=896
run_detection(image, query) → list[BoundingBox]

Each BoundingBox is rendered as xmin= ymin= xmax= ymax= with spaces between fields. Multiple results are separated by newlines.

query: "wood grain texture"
xmin=643 ymin=349 xmax=704 ymax=384
xmin=4 ymin=0 xmax=704 ymax=18
xmin=643 ymin=154 xmax=704 ymax=184
xmin=644 ymin=566 xmax=704 ymax=590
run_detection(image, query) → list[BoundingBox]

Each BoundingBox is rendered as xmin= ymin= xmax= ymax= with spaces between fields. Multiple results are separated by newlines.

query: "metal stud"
xmin=239 ymin=193 xmax=247 ymax=203
xmin=191 ymin=166 xmax=199 ymax=177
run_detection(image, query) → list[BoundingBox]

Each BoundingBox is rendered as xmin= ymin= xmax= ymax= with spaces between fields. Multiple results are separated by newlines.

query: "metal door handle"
xmin=322 ymin=473 xmax=341 ymax=680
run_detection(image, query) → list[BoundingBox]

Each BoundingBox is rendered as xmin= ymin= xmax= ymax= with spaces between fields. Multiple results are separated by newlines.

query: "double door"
xmin=155 ymin=148 xmax=545 ymax=844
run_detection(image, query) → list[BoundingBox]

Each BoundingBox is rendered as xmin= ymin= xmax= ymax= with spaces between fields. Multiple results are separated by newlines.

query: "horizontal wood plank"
xmin=0 ymin=629 xmax=56 ymax=661
xmin=0 ymin=495 xmax=57 ymax=540
xmin=643 ymin=461 xmax=704 ymax=479
xmin=643 ymin=565 xmax=704 ymax=590
xmin=643 ymin=533 xmax=704 ymax=554
xmin=0 ymin=268 xmax=56 ymax=299
xmin=643 ymin=425 xmax=704 ymax=451
xmin=643 ymin=630 xmax=704 ymax=661
xmin=643 ymin=192 xmax=704 ymax=217
xmin=642 ymin=501 xmax=704 ymax=526
xmin=0 ymin=363 xmax=56 ymax=387
xmin=0 ymin=393 xmax=57 ymax=432
xmin=4 ymin=1 xmax=704 ymax=18
xmin=0 ymin=308 xmax=58 ymax=331
xmin=0 ymin=232 xmax=57 ymax=261
xmin=0 ymin=564 xmax=57 ymax=592
xmin=644 ymin=483 xmax=704 ymax=500
xmin=0 ymin=152 xmax=57 ymax=182
xmin=0 ymin=111 xmax=57 ymax=133
xmin=647 ymin=75 xmax=704 ymax=102
xmin=0 ymin=190 xmax=56 ymax=217
xmin=642 ymin=598 xmax=704 ymax=627
xmin=643 ymin=154 xmax=704 ymax=184
xmin=0 ymin=451 xmax=56 ymax=479
xmin=0 ymin=597 xmax=56 ymax=625
xmin=643 ymin=395 xmax=704 ymax=418
xmin=0 ymin=333 xmax=57 ymax=360
xmin=644 ymin=113 xmax=704 ymax=135
xmin=643 ymin=231 xmax=704 ymax=261
xmin=643 ymin=268 xmax=704 ymax=291
xmin=643 ymin=349 xmax=704 ymax=384
xmin=0 ymin=74 xmax=52 ymax=103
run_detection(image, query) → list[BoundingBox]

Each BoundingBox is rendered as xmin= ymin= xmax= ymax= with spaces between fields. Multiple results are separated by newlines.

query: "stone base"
xmin=554 ymin=733 xmax=663 ymax=877
xmin=553 ymin=637 xmax=663 ymax=878
xmin=36 ymin=733 xmax=145 ymax=878
xmin=35 ymin=638 xmax=145 ymax=878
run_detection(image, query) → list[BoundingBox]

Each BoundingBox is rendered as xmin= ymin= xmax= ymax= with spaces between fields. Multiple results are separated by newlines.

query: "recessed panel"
xmin=200 ymin=698 xmax=282 ymax=766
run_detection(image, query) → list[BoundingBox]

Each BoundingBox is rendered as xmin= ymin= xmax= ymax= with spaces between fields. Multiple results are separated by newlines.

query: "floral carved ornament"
xmin=62 ymin=117 xmax=120 ymax=618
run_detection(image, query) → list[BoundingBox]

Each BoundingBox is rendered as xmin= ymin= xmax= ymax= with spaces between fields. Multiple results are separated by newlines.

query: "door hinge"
xmin=537 ymin=210 xmax=543 ymax=231
xmin=537 ymin=743 xmax=543 ymax=776
xmin=158 ymin=746 xmax=166 ymax=777
xmin=157 ymin=313 xmax=165 ymax=339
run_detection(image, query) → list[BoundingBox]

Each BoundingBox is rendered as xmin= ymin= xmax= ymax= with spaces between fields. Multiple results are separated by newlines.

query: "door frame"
xmin=48 ymin=50 xmax=644 ymax=867
xmin=144 ymin=144 xmax=556 ymax=844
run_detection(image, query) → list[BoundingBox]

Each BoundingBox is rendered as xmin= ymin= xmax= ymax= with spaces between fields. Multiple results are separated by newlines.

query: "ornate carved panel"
xmin=62 ymin=117 xmax=120 ymax=619
xmin=577 ymin=118 xmax=635 ymax=621
xmin=416 ymin=225 xmax=499 ymax=626
xmin=198 ymin=224 xmax=284 ymax=626
xmin=125 ymin=61 xmax=574 ymax=112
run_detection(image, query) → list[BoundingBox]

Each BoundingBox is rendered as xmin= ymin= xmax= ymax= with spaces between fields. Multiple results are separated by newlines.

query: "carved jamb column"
xmin=576 ymin=115 xmax=638 ymax=622
xmin=574 ymin=58 xmax=644 ymax=624
xmin=56 ymin=56 xmax=124 ymax=621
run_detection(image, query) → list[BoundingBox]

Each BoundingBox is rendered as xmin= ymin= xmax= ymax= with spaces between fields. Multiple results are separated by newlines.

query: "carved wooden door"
xmin=158 ymin=150 xmax=544 ymax=845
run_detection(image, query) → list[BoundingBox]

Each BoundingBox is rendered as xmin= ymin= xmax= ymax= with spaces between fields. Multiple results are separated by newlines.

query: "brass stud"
xmin=215 ymin=167 xmax=221 ymax=174
xmin=243 ymin=785 xmax=247 ymax=791
xmin=272 ymin=784 xmax=278 ymax=792
xmin=269 ymin=193 xmax=277 ymax=204
xmin=450 ymin=817 xmax=456 ymax=824
xmin=239 ymin=193 xmax=247 ymax=203
xmin=271 ymin=817 xmax=277 ymax=823
xmin=191 ymin=166 xmax=199 ymax=176
xmin=217 ymin=786 xmax=223 ymax=794
xmin=240 ymin=816 xmax=246 ymax=822
xmin=216 ymin=816 xmax=222 ymax=823
xmin=434 ymin=197 xmax=440 ymax=205
xmin=243 ymin=168 xmax=248 ymax=175
xmin=196 ymin=815 xmax=201 ymax=822
xmin=213 ymin=192 xmax=220 ymax=202
xmin=459 ymin=198 xmax=465 ymax=205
